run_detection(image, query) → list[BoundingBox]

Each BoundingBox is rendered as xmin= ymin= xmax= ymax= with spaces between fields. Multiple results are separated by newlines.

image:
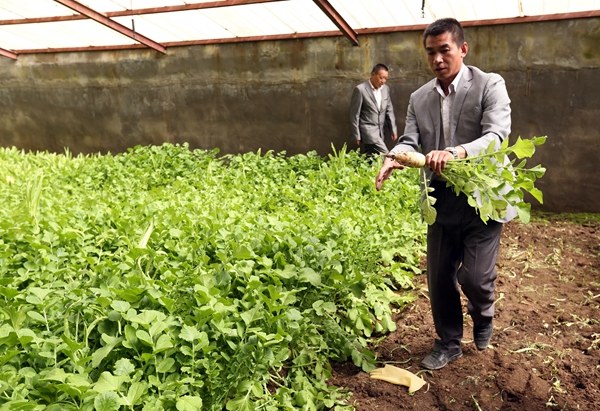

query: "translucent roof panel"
xmin=112 ymin=11 xmax=238 ymax=43
xmin=394 ymin=0 xmax=600 ymax=24
xmin=0 ymin=20 xmax=137 ymax=49
xmin=0 ymin=0 xmax=74 ymax=19
xmin=108 ymin=1 xmax=338 ymax=44
xmin=0 ymin=0 xmax=598 ymax=56
xmin=330 ymin=0 xmax=426 ymax=28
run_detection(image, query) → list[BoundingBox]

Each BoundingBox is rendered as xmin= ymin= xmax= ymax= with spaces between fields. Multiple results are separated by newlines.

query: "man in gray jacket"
xmin=349 ymin=63 xmax=398 ymax=155
xmin=376 ymin=18 xmax=514 ymax=370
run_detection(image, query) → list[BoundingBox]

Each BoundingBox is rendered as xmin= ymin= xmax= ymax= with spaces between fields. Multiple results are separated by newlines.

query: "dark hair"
xmin=371 ymin=63 xmax=389 ymax=75
xmin=422 ymin=18 xmax=465 ymax=47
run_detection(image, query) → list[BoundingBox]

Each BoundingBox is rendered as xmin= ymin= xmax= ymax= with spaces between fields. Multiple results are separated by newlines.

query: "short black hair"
xmin=422 ymin=18 xmax=465 ymax=47
xmin=371 ymin=63 xmax=389 ymax=75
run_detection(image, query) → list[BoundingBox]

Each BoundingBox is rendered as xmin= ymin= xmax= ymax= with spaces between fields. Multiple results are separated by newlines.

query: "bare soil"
xmin=330 ymin=214 xmax=600 ymax=411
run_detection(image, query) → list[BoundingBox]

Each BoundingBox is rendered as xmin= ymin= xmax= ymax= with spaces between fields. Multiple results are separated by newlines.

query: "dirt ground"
xmin=330 ymin=214 xmax=600 ymax=411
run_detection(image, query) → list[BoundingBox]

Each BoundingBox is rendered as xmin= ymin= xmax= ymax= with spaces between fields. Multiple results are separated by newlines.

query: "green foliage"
xmin=0 ymin=144 xmax=425 ymax=410
xmin=431 ymin=136 xmax=547 ymax=224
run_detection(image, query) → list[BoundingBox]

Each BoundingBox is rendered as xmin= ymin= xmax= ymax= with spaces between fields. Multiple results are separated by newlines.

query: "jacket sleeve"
xmin=349 ymin=86 xmax=363 ymax=141
xmin=385 ymin=86 xmax=398 ymax=136
xmin=461 ymin=73 xmax=512 ymax=156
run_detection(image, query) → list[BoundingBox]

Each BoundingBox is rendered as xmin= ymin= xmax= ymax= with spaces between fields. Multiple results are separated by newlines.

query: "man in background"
xmin=349 ymin=64 xmax=398 ymax=155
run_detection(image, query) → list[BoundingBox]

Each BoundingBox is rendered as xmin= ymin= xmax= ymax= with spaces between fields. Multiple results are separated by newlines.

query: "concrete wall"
xmin=0 ymin=18 xmax=598 ymax=212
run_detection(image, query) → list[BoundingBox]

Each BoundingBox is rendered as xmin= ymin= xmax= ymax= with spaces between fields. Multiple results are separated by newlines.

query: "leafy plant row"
xmin=0 ymin=144 xmax=425 ymax=410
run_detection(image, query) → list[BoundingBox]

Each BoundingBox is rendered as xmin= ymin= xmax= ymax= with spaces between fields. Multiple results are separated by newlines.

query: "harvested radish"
xmin=380 ymin=136 xmax=547 ymax=225
xmin=386 ymin=151 xmax=426 ymax=167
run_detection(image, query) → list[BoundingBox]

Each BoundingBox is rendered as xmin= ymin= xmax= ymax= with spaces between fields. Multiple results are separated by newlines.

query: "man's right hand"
xmin=375 ymin=157 xmax=404 ymax=191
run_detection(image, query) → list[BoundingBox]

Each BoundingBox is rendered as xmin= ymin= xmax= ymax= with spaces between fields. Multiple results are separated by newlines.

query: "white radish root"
xmin=388 ymin=151 xmax=426 ymax=167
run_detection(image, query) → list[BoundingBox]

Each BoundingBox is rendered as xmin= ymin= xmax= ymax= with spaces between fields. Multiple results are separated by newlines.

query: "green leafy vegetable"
xmin=440 ymin=136 xmax=547 ymax=224
xmin=0 ymin=143 xmax=425 ymax=410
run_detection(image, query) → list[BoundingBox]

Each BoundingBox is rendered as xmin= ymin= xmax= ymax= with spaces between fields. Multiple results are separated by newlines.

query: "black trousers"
xmin=426 ymin=179 xmax=503 ymax=349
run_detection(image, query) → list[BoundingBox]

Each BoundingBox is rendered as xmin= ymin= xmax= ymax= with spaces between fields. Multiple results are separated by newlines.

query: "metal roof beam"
xmin=16 ymin=30 xmax=345 ymax=54
xmin=0 ymin=1 xmax=287 ymax=25
xmin=0 ymin=47 xmax=18 ymax=60
xmin=113 ymin=0 xmax=288 ymax=16
xmin=312 ymin=0 xmax=359 ymax=46
xmin=53 ymin=0 xmax=166 ymax=54
xmin=13 ymin=9 xmax=600 ymax=55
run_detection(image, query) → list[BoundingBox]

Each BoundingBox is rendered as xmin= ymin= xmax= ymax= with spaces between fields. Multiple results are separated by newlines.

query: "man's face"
xmin=425 ymin=31 xmax=468 ymax=88
xmin=370 ymin=69 xmax=389 ymax=89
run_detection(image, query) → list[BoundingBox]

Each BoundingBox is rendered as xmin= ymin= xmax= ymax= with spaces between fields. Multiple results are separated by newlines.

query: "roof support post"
xmin=54 ymin=0 xmax=166 ymax=53
xmin=312 ymin=0 xmax=359 ymax=46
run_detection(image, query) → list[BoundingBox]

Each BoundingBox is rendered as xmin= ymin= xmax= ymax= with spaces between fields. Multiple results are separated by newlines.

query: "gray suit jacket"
xmin=349 ymin=81 xmax=397 ymax=146
xmin=390 ymin=65 xmax=516 ymax=222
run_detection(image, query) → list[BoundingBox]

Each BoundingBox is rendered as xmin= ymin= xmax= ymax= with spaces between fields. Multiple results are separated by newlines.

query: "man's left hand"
xmin=426 ymin=150 xmax=454 ymax=175
xmin=426 ymin=146 xmax=465 ymax=175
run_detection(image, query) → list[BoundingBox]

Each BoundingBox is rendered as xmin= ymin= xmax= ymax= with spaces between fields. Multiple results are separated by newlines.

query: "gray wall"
xmin=0 ymin=18 xmax=598 ymax=213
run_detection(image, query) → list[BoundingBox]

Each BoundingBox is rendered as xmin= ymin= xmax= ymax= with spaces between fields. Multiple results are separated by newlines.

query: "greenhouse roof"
xmin=0 ymin=0 xmax=599 ymax=59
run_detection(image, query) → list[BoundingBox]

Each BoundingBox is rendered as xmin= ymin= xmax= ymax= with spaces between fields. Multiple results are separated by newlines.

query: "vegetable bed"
xmin=0 ymin=144 xmax=425 ymax=410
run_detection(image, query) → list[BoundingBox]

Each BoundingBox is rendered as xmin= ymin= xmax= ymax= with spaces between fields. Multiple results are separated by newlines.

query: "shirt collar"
xmin=434 ymin=64 xmax=466 ymax=97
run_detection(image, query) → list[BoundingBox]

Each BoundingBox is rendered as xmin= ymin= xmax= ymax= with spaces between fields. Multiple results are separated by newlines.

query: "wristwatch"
xmin=444 ymin=147 xmax=459 ymax=159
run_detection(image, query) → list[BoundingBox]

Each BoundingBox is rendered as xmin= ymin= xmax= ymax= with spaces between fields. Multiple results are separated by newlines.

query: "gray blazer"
xmin=349 ymin=81 xmax=397 ymax=146
xmin=391 ymin=65 xmax=516 ymax=222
